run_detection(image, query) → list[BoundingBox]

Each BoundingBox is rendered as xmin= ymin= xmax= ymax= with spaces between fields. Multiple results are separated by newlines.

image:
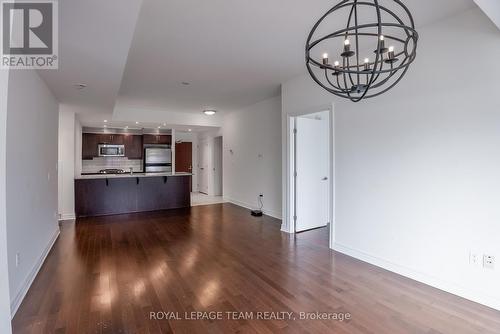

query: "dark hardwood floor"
xmin=12 ymin=203 xmax=500 ymax=333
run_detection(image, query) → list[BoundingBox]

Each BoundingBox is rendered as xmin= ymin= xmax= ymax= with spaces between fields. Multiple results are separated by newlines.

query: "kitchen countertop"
xmin=75 ymin=172 xmax=192 ymax=180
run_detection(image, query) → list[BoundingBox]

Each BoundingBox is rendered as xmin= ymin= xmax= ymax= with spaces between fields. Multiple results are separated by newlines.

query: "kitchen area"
xmin=74 ymin=127 xmax=192 ymax=217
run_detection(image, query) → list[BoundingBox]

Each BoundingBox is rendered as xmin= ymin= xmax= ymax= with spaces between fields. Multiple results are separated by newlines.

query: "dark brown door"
xmin=175 ymin=142 xmax=192 ymax=190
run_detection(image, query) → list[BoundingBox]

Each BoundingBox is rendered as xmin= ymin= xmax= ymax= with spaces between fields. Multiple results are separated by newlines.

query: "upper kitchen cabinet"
xmin=97 ymin=134 xmax=124 ymax=145
xmin=143 ymin=134 xmax=171 ymax=145
xmin=124 ymin=135 xmax=143 ymax=159
xmin=82 ymin=133 xmax=99 ymax=160
xmin=82 ymin=133 xmax=141 ymax=160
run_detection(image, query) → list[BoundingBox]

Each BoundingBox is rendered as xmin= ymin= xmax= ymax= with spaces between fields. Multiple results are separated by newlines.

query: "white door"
xmin=295 ymin=116 xmax=329 ymax=232
xmin=198 ymin=140 xmax=210 ymax=194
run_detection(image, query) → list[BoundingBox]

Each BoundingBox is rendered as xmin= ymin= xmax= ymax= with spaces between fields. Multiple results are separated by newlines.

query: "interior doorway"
xmin=175 ymin=141 xmax=193 ymax=190
xmin=294 ymin=111 xmax=330 ymax=232
xmin=285 ymin=107 xmax=334 ymax=247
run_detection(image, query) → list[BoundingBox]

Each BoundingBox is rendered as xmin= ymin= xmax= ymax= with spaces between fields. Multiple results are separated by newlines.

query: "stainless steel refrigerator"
xmin=144 ymin=147 xmax=172 ymax=173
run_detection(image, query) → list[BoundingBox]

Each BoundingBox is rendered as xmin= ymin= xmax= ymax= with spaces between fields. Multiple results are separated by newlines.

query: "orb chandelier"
xmin=305 ymin=0 xmax=418 ymax=102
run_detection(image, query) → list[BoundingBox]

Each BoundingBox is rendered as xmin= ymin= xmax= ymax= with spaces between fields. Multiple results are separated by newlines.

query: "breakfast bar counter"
xmin=74 ymin=173 xmax=191 ymax=217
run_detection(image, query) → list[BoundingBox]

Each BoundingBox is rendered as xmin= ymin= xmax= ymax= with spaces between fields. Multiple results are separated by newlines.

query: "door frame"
xmin=283 ymin=104 xmax=335 ymax=249
xmin=198 ymin=137 xmax=210 ymax=195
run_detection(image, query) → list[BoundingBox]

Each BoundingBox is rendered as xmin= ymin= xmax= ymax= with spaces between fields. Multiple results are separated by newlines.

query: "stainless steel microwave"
xmin=98 ymin=144 xmax=125 ymax=157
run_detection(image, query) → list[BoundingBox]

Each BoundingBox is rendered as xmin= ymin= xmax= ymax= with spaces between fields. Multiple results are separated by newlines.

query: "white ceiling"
xmin=474 ymin=0 xmax=500 ymax=29
xmin=38 ymin=0 xmax=143 ymax=113
xmin=40 ymin=0 xmax=476 ymax=124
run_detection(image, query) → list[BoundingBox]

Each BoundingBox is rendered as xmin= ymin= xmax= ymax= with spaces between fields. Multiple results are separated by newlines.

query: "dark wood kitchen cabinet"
xmin=75 ymin=175 xmax=191 ymax=217
xmin=82 ymin=133 xmax=99 ymax=160
xmin=143 ymin=134 xmax=171 ymax=145
xmin=124 ymin=135 xmax=143 ymax=159
xmin=82 ymin=133 xmax=141 ymax=159
xmin=97 ymin=134 xmax=124 ymax=145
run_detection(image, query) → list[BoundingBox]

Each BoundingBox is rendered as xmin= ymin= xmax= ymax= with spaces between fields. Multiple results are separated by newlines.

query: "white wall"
xmin=58 ymin=107 xmax=76 ymax=219
xmin=282 ymin=8 xmax=500 ymax=310
xmin=223 ymin=96 xmax=282 ymax=218
xmin=0 ymin=67 xmax=13 ymax=332
xmin=6 ymin=70 xmax=60 ymax=315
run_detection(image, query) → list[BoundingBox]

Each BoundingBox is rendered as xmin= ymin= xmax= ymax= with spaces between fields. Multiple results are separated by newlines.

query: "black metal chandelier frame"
xmin=305 ymin=0 xmax=419 ymax=102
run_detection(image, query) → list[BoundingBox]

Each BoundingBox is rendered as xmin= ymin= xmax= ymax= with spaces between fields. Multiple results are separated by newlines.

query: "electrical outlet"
xmin=15 ymin=253 xmax=20 ymax=267
xmin=483 ymin=255 xmax=495 ymax=269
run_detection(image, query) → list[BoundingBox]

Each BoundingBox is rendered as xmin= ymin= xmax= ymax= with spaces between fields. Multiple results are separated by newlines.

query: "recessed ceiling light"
xmin=188 ymin=128 xmax=192 ymax=132
xmin=73 ymin=83 xmax=87 ymax=90
xmin=103 ymin=120 xmax=108 ymax=123
xmin=135 ymin=121 xmax=139 ymax=124
xmin=203 ymin=110 xmax=216 ymax=116
xmin=158 ymin=126 xmax=161 ymax=129
xmin=163 ymin=123 xmax=166 ymax=126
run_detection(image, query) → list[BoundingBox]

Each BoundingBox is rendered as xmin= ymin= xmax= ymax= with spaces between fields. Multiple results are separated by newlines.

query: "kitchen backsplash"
xmin=82 ymin=157 xmax=143 ymax=174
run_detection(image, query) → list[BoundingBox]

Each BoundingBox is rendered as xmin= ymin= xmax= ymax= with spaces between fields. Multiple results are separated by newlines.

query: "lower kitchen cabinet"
xmin=74 ymin=175 xmax=191 ymax=217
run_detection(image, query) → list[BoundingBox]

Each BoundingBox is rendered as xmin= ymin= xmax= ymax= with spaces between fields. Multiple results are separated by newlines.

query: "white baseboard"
xmin=58 ymin=213 xmax=75 ymax=221
xmin=223 ymin=197 xmax=282 ymax=220
xmin=333 ymin=242 xmax=500 ymax=312
xmin=10 ymin=227 xmax=60 ymax=317
xmin=280 ymin=225 xmax=292 ymax=233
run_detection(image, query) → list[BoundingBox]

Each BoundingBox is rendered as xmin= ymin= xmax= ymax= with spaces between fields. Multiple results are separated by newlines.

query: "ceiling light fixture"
xmin=188 ymin=129 xmax=192 ymax=132
xmin=104 ymin=120 xmax=108 ymax=123
xmin=203 ymin=110 xmax=216 ymax=116
xmin=305 ymin=0 xmax=418 ymax=102
xmin=135 ymin=121 xmax=139 ymax=124
xmin=73 ymin=83 xmax=87 ymax=90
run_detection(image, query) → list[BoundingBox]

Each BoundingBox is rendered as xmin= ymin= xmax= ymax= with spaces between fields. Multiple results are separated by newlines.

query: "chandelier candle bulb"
xmin=377 ymin=35 xmax=387 ymax=53
xmin=388 ymin=46 xmax=395 ymax=59
xmin=344 ymin=39 xmax=350 ymax=51
xmin=332 ymin=60 xmax=341 ymax=76
xmin=322 ymin=53 xmax=329 ymax=65
xmin=341 ymin=39 xmax=355 ymax=58
xmin=364 ymin=58 xmax=370 ymax=71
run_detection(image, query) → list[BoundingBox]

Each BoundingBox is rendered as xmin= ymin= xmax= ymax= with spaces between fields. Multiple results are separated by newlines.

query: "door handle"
xmin=322 ymin=177 xmax=328 ymax=181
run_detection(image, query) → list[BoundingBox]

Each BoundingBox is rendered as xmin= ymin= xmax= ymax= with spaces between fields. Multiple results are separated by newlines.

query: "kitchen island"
xmin=75 ymin=173 xmax=191 ymax=217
